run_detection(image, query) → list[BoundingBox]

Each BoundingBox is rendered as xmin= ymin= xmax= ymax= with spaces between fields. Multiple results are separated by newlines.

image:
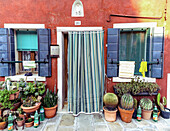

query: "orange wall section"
xmin=0 ymin=0 xmax=169 ymax=98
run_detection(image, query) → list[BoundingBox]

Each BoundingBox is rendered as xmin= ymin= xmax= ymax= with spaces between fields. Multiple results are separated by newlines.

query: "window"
xmin=119 ymin=29 xmax=149 ymax=75
xmin=16 ymin=31 xmax=38 ymax=75
xmin=0 ymin=28 xmax=51 ymax=77
xmin=107 ymin=27 xmax=164 ymax=78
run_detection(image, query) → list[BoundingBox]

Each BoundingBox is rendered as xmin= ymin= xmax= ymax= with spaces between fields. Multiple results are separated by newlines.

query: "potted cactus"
xmin=157 ymin=93 xmax=170 ymax=119
xmin=103 ymin=93 xmax=118 ymax=122
xmin=139 ymin=98 xmax=153 ymax=120
xmin=118 ymin=93 xmax=134 ymax=123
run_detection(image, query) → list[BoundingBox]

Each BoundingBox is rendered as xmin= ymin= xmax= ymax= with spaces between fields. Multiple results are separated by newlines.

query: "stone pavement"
xmin=4 ymin=113 xmax=170 ymax=131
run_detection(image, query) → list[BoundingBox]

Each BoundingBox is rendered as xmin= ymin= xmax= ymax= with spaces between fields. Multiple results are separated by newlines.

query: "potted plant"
xmin=118 ymin=93 xmax=134 ymax=123
xmin=17 ymin=107 xmax=25 ymax=118
xmin=42 ymin=89 xmax=58 ymax=118
xmin=21 ymin=96 xmax=41 ymax=113
xmin=25 ymin=118 xmax=34 ymax=128
xmin=157 ymin=93 xmax=170 ymax=119
xmin=16 ymin=117 xmax=25 ymax=127
xmin=0 ymin=116 xmax=7 ymax=130
xmin=139 ymin=98 xmax=153 ymax=120
xmin=132 ymin=98 xmax=138 ymax=119
xmin=103 ymin=93 xmax=118 ymax=122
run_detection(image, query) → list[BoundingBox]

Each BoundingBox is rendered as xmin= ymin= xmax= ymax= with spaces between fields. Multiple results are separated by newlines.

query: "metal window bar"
xmin=0 ymin=58 xmax=48 ymax=63
xmin=109 ymin=59 xmax=160 ymax=65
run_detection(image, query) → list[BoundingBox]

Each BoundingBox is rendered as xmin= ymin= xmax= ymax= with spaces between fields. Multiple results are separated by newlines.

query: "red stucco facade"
xmin=0 ymin=0 xmax=170 ymax=98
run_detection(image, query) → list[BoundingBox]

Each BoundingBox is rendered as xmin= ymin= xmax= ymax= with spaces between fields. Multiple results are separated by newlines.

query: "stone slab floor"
xmin=2 ymin=113 xmax=170 ymax=131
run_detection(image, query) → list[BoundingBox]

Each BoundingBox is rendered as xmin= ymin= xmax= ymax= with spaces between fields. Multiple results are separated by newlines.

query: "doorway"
xmin=57 ymin=27 xmax=103 ymax=111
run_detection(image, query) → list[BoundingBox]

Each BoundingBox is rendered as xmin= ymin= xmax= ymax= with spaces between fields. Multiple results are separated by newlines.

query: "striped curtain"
xmin=67 ymin=31 xmax=105 ymax=116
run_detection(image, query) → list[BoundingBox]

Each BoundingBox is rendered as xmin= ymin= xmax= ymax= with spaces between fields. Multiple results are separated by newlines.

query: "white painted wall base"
xmin=167 ymin=74 xmax=170 ymax=108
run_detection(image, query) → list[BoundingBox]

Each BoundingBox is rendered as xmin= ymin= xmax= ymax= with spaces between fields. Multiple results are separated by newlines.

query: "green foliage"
xmin=26 ymin=118 xmax=33 ymax=123
xmin=0 ymin=117 xmax=7 ymax=122
xmin=17 ymin=107 xmax=24 ymax=114
xmin=120 ymin=93 xmax=134 ymax=110
xmin=114 ymin=77 xmax=160 ymax=97
xmin=42 ymin=89 xmax=58 ymax=108
xmin=16 ymin=117 xmax=23 ymax=121
xmin=139 ymin=98 xmax=153 ymax=110
xmin=23 ymin=96 xmax=40 ymax=107
xmin=103 ymin=93 xmax=118 ymax=108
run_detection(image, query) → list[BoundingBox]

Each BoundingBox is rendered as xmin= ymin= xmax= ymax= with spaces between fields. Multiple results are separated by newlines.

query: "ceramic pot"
xmin=25 ymin=118 xmax=34 ymax=128
xmin=19 ymin=114 xmax=25 ymax=119
xmin=161 ymin=108 xmax=170 ymax=119
xmin=0 ymin=121 xmax=7 ymax=130
xmin=44 ymin=105 xmax=58 ymax=118
xmin=16 ymin=119 xmax=25 ymax=127
xmin=103 ymin=106 xmax=117 ymax=122
xmin=142 ymin=109 xmax=153 ymax=120
xmin=9 ymin=90 xmax=20 ymax=100
xmin=21 ymin=102 xmax=41 ymax=113
xmin=118 ymin=106 xmax=134 ymax=123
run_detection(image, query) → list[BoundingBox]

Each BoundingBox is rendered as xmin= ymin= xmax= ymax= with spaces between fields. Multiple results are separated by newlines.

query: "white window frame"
xmin=112 ymin=22 xmax=157 ymax=83
xmin=4 ymin=24 xmax=46 ymax=81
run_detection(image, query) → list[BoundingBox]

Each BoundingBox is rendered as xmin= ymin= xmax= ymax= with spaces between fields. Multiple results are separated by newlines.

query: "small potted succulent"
xmin=140 ymin=98 xmax=153 ymax=120
xmin=103 ymin=93 xmax=118 ymax=122
xmin=25 ymin=118 xmax=34 ymax=128
xmin=0 ymin=116 xmax=7 ymax=130
xmin=42 ymin=89 xmax=58 ymax=118
xmin=157 ymin=93 xmax=170 ymax=119
xmin=16 ymin=117 xmax=25 ymax=127
xmin=118 ymin=93 xmax=134 ymax=123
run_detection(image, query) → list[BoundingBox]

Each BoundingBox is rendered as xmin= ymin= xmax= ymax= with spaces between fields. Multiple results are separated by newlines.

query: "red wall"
xmin=0 ymin=0 xmax=170 ymax=98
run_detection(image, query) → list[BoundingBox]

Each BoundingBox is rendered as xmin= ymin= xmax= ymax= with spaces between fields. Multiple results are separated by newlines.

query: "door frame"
xmin=57 ymin=27 xmax=103 ymax=111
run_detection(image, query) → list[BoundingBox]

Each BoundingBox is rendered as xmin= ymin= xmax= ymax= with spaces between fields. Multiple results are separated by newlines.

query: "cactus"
xmin=157 ymin=93 xmax=167 ymax=111
xmin=103 ymin=93 xmax=118 ymax=108
xmin=120 ymin=93 xmax=134 ymax=110
xmin=139 ymin=98 xmax=152 ymax=110
xmin=133 ymin=98 xmax=138 ymax=109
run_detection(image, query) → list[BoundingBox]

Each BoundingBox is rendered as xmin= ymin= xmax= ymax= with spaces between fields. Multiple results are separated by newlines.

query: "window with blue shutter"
xmin=107 ymin=27 xmax=164 ymax=78
xmin=37 ymin=29 xmax=51 ymax=77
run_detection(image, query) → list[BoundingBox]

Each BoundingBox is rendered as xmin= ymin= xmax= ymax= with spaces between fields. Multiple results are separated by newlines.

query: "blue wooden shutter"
xmin=37 ymin=29 xmax=51 ymax=77
xmin=107 ymin=28 xmax=119 ymax=77
xmin=9 ymin=29 xmax=15 ymax=76
xmin=0 ymin=28 xmax=10 ymax=76
xmin=151 ymin=27 xmax=164 ymax=78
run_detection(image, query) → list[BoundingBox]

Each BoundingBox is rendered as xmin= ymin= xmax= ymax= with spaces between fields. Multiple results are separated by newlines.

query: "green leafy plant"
xmin=139 ymin=98 xmax=153 ymax=110
xmin=157 ymin=93 xmax=167 ymax=111
xmin=103 ymin=93 xmax=118 ymax=108
xmin=23 ymin=96 xmax=40 ymax=107
xmin=0 ymin=90 xmax=13 ymax=110
xmin=0 ymin=116 xmax=7 ymax=122
xmin=16 ymin=117 xmax=23 ymax=121
xmin=120 ymin=93 xmax=134 ymax=110
xmin=42 ymin=89 xmax=58 ymax=108
xmin=26 ymin=118 xmax=33 ymax=123
xmin=17 ymin=107 xmax=24 ymax=114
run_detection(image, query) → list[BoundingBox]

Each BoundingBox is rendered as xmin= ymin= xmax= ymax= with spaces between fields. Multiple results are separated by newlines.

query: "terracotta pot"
xmin=21 ymin=102 xmax=41 ymax=113
xmin=9 ymin=90 xmax=20 ymax=100
xmin=103 ymin=106 xmax=117 ymax=122
xmin=44 ymin=105 xmax=58 ymax=118
xmin=0 ymin=121 xmax=7 ymax=130
xmin=11 ymin=102 xmax=20 ymax=111
xmin=118 ymin=106 xmax=134 ymax=123
xmin=25 ymin=119 xmax=34 ymax=128
xmin=16 ymin=119 xmax=25 ymax=127
xmin=142 ymin=109 xmax=153 ymax=120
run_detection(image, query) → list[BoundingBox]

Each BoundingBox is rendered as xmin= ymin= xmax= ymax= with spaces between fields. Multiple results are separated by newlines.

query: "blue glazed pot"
xmin=161 ymin=108 xmax=170 ymax=119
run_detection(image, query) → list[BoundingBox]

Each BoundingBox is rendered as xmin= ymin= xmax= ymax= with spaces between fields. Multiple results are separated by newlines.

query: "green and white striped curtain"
xmin=68 ymin=31 xmax=105 ymax=116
